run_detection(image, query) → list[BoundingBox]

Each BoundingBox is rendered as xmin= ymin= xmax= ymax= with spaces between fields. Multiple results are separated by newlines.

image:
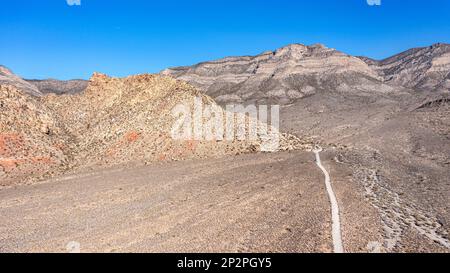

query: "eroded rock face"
xmin=360 ymin=43 xmax=450 ymax=92
xmin=161 ymin=44 xmax=390 ymax=105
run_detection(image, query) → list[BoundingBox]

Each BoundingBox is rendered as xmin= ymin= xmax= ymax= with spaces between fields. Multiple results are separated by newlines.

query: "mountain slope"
xmin=0 ymin=66 xmax=42 ymax=96
xmin=360 ymin=43 xmax=450 ymax=92
xmin=161 ymin=43 xmax=396 ymax=105
xmin=43 ymin=73 xmax=268 ymax=170
xmin=0 ymin=85 xmax=69 ymax=184
xmin=26 ymin=79 xmax=88 ymax=95
xmin=1 ymin=72 xmax=303 ymax=186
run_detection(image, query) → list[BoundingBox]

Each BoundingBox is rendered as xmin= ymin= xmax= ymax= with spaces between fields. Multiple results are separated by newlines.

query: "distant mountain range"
xmin=0 ymin=65 xmax=87 ymax=96
xmin=162 ymin=43 xmax=450 ymax=104
xmin=26 ymin=79 xmax=88 ymax=95
xmin=2 ymin=43 xmax=449 ymax=101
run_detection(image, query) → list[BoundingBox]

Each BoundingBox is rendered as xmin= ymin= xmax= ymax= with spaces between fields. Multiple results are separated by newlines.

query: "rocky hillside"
xmin=1 ymin=73 xmax=304 ymax=186
xmin=360 ymin=43 xmax=450 ymax=92
xmin=44 ymin=73 xmax=271 ymax=169
xmin=0 ymin=66 xmax=42 ymax=96
xmin=0 ymin=85 xmax=69 ymax=184
xmin=26 ymin=79 xmax=88 ymax=95
xmin=161 ymin=44 xmax=396 ymax=105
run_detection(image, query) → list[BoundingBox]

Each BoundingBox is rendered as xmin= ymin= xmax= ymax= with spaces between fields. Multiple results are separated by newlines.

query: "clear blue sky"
xmin=1 ymin=0 xmax=449 ymax=80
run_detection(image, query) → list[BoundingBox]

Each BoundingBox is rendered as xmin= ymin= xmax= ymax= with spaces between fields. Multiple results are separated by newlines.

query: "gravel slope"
xmin=0 ymin=151 xmax=382 ymax=253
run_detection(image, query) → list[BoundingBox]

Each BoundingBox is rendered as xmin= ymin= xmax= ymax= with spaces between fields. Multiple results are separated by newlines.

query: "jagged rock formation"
xmin=0 ymin=66 xmax=42 ymax=96
xmin=360 ymin=43 xmax=450 ymax=92
xmin=161 ymin=44 xmax=395 ymax=105
xmin=26 ymin=79 xmax=88 ymax=95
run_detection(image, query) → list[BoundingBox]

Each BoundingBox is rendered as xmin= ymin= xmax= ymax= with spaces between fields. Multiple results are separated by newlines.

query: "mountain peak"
xmin=90 ymin=72 xmax=110 ymax=81
xmin=431 ymin=42 xmax=450 ymax=49
xmin=277 ymin=43 xmax=308 ymax=50
xmin=309 ymin=43 xmax=327 ymax=49
xmin=274 ymin=44 xmax=309 ymax=59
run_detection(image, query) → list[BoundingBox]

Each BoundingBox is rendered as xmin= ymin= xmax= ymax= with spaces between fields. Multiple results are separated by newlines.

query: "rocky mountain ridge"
xmin=162 ymin=43 xmax=450 ymax=105
xmin=359 ymin=43 xmax=450 ymax=92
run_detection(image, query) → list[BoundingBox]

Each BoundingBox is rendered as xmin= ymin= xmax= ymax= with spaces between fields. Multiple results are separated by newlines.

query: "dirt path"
xmin=313 ymin=147 xmax=344 ymax=253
